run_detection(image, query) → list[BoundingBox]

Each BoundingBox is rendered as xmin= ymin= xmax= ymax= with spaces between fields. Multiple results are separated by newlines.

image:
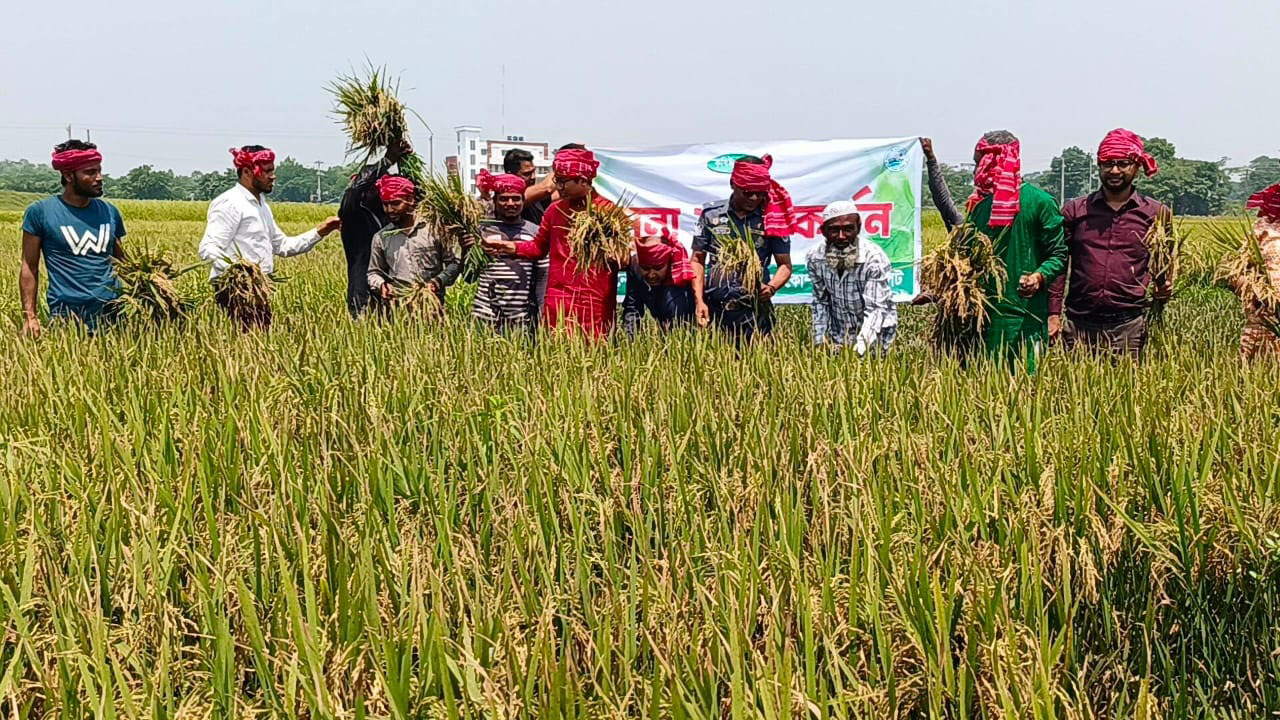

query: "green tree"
xmin=0 ymin=160 xmax=61 ymax=194
xmin=922 ymin=163 xmax=973 ymax=212
xmin=190 ymin=169 xmax=238 ymax=201
xmin=1031 ymin=146 xmax=1093 ymax=203
xmin=112 ymin=165 xmax=179 ymax=200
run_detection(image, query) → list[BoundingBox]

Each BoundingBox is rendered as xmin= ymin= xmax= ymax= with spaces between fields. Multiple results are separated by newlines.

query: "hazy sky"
xmin=3 ymin=0 xmax=1275 ymax=176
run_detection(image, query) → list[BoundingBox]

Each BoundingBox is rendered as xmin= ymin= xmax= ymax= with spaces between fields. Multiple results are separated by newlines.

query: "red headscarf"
xmin=229 ymin=147 xmax=275 ymax=176
xmin=477 ymin=169 xmax=527 ymax=197
xmin=729 ymin=154 xmax=797 ymax=237
xmin=1248 ymin=183 xmax=1280 ymax=222
xmin=635 ymin=228 xmax=694 ymax=286
xmin=51 ymin=148 xmax=103 ymax=172
xmin=552 ymin=148 xmax=600 ymax=181
xmin=1098 ymin=128 xmax=1158 ymax=177
xmin=376 ymin=175 xmax=416 ymax=203
xmin=967 ymin=138 xmax=1022 ymax=227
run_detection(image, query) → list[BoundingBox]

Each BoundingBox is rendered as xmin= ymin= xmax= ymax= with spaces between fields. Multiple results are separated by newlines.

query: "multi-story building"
xmin=452 ymin=125 xmax=552 ymax=195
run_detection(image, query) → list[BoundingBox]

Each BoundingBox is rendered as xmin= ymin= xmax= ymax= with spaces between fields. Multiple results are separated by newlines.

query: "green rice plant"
xmin=1208 ymin=214 xmax=1280 ymax=336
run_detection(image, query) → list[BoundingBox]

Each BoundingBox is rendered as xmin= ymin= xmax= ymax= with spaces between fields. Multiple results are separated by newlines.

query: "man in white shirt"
xmin=807 ymin=201 xmax=898 ymax=356
xmin=198 ymin=145 xmax=340 ymax=329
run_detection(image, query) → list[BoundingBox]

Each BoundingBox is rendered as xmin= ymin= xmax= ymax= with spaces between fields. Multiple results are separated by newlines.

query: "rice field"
xmin=2 ymin=193 xmax=1279 ymax=718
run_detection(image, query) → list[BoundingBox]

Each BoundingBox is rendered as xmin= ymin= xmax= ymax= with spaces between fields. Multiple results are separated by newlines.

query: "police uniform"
xmin=692 ymin=199 xmax=791 ymax=338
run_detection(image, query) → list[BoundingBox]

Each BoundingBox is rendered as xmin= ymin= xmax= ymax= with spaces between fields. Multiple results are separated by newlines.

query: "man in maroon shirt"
xmin=1048 ymin=129 xmax=1172 ymax=359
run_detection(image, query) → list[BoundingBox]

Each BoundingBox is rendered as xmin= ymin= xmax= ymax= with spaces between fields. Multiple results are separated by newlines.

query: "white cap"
xmin=821 ymin=200 xmax=860 ymax=225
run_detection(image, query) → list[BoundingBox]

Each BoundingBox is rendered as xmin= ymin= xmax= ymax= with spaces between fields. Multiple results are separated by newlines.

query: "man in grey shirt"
xmin=366 ymin=176 xmax=461 ymax=313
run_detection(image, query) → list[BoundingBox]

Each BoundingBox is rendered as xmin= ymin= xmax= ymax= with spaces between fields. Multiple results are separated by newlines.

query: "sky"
xmin=3 ymin=0 xmax=1276 ymax=176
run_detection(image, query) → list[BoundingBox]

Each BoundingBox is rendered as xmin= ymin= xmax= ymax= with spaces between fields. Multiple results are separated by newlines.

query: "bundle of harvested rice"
xmin=110 ymin=247 xmax=198 ymax=324
xmin=418 ymin=173 xmax=485 ymax=278
xmin=329 ymin=64 xmax=426 ymax=187
xmin=395 ymin=281 xmax=444 ymax=319
xmin=566 ymin=195 xmax=635 ymax=272
xmin=1143 ymin=208 xmax=1185 ymax=325
xmin=921 ymin=223 xmax=1006 ymax=355
xmin=1210 ymin=216 xmax=1280 ymax=336
xmin=709 ymin=225 xmax=773 ymax=319
xmin=212 ymin=260 xmax=275 ymax=330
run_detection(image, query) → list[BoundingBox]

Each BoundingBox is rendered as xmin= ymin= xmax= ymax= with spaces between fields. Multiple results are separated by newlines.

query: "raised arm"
xmin=922 ymin=138 xmax=964 ymax=231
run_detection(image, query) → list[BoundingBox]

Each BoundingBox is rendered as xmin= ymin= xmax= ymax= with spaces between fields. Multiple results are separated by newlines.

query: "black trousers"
xmin=342 ymin=234 xmax=372 ymax=317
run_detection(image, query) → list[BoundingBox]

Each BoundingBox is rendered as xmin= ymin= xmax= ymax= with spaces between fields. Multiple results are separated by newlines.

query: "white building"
xmin=453 ymin=125 xmax=552 ymax=195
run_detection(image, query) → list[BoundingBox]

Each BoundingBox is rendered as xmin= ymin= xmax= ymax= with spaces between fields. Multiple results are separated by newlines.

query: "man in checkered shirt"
xmin=807 ymin=201 xmax=898 ymax=356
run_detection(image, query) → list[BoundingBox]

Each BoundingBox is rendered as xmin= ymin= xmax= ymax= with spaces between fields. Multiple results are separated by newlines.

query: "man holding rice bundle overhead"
xmin=690 ymin=155 xmax=796 ymax=341
xmin=339 ymin=139 xmax=413 ymax=317
xmin=1048 ymin=129 xmax=1172 ymax=359
xmin=481 ymin=144 xmax=623 ymax=338
xmin=923 ymin=132 xmax=1067 ymax=372
xmin=621 ymin=229 xmax=696 ymax=335
xmin=471 ymin=170 xmax=546 ymax=333
xmin=366 ymin=175 xmax=461 ymax=314
xmin=19 ymin=140 xmax=127 ymax=336
xmin=198 ymin=146 xmax=341 ymax=330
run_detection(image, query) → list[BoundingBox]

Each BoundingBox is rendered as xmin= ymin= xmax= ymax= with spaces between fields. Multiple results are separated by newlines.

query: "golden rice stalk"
xmin=418 ymin=173 xmax=486 ymax=278
xmin=921 ymin=223 xmax=1006 ymax=354
xmin=1143 ymin=208 xmax=1186 ymax=325
xmin=110 ymin=247 xmax=198 ymax=324
xmin=565 ymin=194 xmax=635 ymax=272
xmin=212 ymin=260 xmax=274 ymax=327
xmin=329 ymin=63 xmax=426 ymax=187
xmin=1210 ymin=215 xmax=1280 ymax=337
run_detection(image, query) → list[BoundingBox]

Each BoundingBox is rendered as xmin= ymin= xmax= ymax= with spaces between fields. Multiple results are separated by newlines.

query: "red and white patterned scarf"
xmin=967 ymin=138 xmax=1022 ymax=227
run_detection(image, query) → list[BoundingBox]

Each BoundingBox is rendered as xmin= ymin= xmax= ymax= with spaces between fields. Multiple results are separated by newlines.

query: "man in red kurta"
xmin=482 ymin=145 xmax=621 ymax=338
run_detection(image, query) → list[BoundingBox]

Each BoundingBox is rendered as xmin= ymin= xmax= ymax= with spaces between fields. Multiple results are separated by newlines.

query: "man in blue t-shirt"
xmin=20 ymin=139 xmax=126 ymax=335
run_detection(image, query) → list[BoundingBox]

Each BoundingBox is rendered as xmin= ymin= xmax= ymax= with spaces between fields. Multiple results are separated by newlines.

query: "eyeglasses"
xmin=1099 ymin=159 xmax=1136 ymax=171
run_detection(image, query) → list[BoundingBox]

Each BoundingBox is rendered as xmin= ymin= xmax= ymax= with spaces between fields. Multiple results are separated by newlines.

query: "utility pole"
xmin=86 ymin=128 xmax=92 ymax=143
xmin=314 ymin=160 xmax=323 ymax=203
xmin=66 ymin=124 xmax=72 ymax=140
xmin=1060 ymin=155 xmax=1066 ymax=204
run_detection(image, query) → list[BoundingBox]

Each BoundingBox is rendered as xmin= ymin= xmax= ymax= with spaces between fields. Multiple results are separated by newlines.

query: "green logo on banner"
xmin=707 ymin=153 xmax=748 ymax=174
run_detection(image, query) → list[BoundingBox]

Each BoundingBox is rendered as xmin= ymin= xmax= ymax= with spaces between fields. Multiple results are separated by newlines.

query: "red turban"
xmin=477 ymin=169 xmax=526 ymax=197
xmin=229 ymin=147 xmax=275 ymax=175
xmin=729 ymin=155 xmax=797 ymax=237
xmin=552 ymin=148 xmax=599 ymax=180
xmin=967 ymin=138 xmax=1022 ymax=227
xmin=376 ymin=175 xmax=417 ymax=203
xmin=1098 ymin=128 xmax=1158 ymax=177
xmin=635 ymin=228 xmax=694 ymax=286
xmin=51 ymin=148 xmax=102 ymax=172
xmin=1248 ymin=183 xmax=1280 ymax=222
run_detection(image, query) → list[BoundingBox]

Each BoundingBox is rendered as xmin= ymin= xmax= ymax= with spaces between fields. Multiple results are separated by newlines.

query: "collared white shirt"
xmin=198 ymin=183 xmax=322 ymax=279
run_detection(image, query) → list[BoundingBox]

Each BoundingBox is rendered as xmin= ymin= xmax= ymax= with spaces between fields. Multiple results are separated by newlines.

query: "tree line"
xmin=3 ymin=138 xmax=1279 ymax=215
xmin=0 ymin=156 xmax=361 ymax=204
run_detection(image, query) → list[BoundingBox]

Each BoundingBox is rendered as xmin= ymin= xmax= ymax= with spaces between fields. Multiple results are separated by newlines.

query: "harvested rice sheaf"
xmin=110 ymin=247 xmax=198 ymax=324
xmin=1209 ymin=216 xmax=1280 ymax=336
xmin=212 ymin=260 xmax=274 ymax=328
xmin=417 ymin=173 xmax=486 ymax=278
xmin=330 ymin=64 xmax=426 ymax=187
xmin=1143 ymin=208 xmax=1185 ymax=324
xmin=921 ymin=223 xmax=1006 ymax=354
xmin=395 ymin=281 xmax=444 ymax=318
xmin=566 ymin=195 xmax=635 ymax=272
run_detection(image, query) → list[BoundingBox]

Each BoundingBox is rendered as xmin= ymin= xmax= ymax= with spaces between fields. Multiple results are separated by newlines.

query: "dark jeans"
xmin=1062 ymin=314 xmax=1147 ymax=360
xmin=342 ymin=235 xmax=371 ymax=317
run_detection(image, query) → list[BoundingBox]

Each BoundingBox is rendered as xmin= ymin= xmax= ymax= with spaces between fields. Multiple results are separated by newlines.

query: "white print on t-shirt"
xmin=61 ymin=224 xmax=111 ymax=256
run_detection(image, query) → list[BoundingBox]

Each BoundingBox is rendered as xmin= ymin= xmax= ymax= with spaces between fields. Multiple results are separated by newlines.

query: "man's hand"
xmin=1048 ymin=314 xmax=1063 ymax=340
xmin=1017 ymin=272 xmax=1044 ymax=298
xmin=379 ymin=284 xmax=393 ymax=301
xmin=910 ymin=292 xmax=936 ymax=306
xmin=854 ymin=340 xmax=868 ymax=357
xmin=695 ymin=300 xmax=710 ymax=328
xmin=427 ymin=280 xmax=440 ymax=295
xmin=22 ymin=316 xmax=40 ymax=339
xmin=317 ymin=217 xmax=342 ymax=237
xmin=920 ymin=137 xmax=936 ymax=163
xmin=387 ymin=139 xmax=412 ymax=164
xmin=1152 ymin=279 xmax=1173 ymax=302
xmin=481 ymin=237 xmax=516 ymax=257
xmin=758 ymin=283 xmax=776 ymax=299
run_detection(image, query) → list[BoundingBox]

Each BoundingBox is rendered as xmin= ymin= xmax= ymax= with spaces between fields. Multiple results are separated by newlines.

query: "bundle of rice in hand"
xmin=394 ymin=281 xmax=444 ymax=319
xmin=920 ymin=223 xmax=1006 ymax=356
xmin=1143 ymin=207 xmax=1185 ymax=326
xmin=212 ymin=260 xmax=275 ymax=331
xmin=1209 ymin=215 xmax=1280 ymax=337
xmin=330 ymin=64 xmax=426 ymax=187
xmin=566 ymin=194 xmax=636 ymax=272
xmin=109 ymin=246 xmax=199 ymax=324
xmin=418 ymin=173 xmax=486 ymax=279
xmin=709 ymin=225 xmax=773 ymax=319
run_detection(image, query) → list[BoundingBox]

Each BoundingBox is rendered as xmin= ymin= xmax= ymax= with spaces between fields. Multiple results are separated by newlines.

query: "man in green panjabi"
xmin=921 ymin=132 xmax=1067 ymax=371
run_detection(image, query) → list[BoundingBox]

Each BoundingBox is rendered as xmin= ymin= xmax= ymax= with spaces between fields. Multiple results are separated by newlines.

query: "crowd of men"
xmin=17 ymin=130 xmax=1280 ymax=364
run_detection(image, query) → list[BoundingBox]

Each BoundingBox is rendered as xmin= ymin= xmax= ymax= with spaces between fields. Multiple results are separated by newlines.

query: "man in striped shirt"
xmin=470 ymin=172 xmax=547 ymax=333
xmin=807 ymin=201 xmax=898 ymax=355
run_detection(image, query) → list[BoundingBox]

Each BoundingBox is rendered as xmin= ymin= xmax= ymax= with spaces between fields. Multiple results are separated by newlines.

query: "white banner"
xmin=593 ymin=137 xmax=924 ymax=303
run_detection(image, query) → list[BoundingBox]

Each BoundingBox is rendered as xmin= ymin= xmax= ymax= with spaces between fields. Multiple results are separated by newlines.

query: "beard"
xmin=825 ymin=242 xmax=858 ymax=273
xmin=73 ymin=179 xmax=103 ymax=198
